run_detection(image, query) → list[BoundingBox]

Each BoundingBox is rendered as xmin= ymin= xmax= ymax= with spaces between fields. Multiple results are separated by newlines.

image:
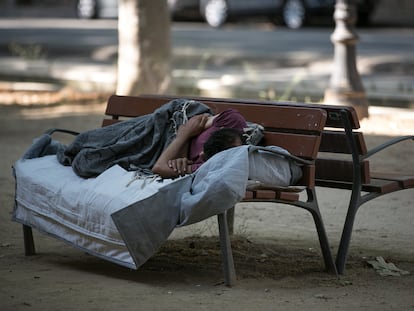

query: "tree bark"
xmin=116 ymin=0 xmax=171 ymax=95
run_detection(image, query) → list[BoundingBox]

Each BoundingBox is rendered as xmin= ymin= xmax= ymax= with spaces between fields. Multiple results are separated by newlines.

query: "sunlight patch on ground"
xmin=359 ymin=106 xmax=414 ymax=136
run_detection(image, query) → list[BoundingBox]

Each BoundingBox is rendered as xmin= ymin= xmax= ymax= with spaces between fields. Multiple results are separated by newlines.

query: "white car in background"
xmin=76 ymin=0 xmax=118 ymax=19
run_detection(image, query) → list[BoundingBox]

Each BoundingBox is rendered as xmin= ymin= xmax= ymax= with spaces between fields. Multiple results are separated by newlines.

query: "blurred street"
xmin=0 ymin=1 xmax=413 ymax=108
xmin=0 ymin=18 xmax=414 ymax=107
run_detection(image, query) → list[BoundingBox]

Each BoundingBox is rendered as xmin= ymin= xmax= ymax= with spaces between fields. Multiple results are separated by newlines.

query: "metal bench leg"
xmin=23 ymin=225 xmax=36 ymax=256
xmin=336 ymin=111 xmax=364 ymax=274
xmin=217 ymin=212 xmax=236 ymax=286
xmin=311 ymin=211 xmax=338 ymax=275
xmin=336 ymin=196 xmax=360 ymax=274
xmin=307 ymin=189 xmax=337 ymax=275
xmin=226 ymin=206 xmax=235 ymax=235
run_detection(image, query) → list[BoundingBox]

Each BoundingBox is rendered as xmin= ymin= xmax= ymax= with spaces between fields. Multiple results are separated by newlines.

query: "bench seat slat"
xmin=243 ymin=190 xmax=300 ymax=202
xmin=316 ymin=179 xmax=401 ymax=194
xmin=370 ymin=172 xmax=414 ymax=188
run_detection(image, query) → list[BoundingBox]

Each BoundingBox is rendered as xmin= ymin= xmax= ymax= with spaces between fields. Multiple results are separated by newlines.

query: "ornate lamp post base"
xmin=324 ymin=0 xmax=369 ymax=120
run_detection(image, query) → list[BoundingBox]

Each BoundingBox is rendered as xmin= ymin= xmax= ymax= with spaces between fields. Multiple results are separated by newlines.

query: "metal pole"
xmin=324 ymin=0 xmax=369 ymax=119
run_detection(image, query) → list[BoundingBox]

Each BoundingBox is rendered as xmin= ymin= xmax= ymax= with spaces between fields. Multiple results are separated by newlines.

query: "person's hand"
xmin=177 ymin=114 xmax=210 ymax=139
xmin=168 ymin=157 xmax=193 ymax=176
xmin=204 ymin=114 xmax=217 ymax=129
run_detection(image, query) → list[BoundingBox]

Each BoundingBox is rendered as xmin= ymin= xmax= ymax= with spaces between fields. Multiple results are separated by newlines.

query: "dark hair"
xmin=203 ymin=128 xmax=244 ymax=160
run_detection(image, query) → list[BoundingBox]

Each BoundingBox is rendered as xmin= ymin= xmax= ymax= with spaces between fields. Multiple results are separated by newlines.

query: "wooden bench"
xmin=21 ymin=94 xmax=337 ymax=287
xmin=143 ymin=94 xmax=414 ymax=274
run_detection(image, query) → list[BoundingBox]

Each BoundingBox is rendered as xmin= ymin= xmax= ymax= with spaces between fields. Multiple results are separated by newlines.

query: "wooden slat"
xmin=108 ymin=95 xmax=327 ymax=132
xmin=102 ymin=119 xmax=121 ymax=127
xmin=202 ymin=102 xmax=327 ymax=132
xmin=141 ymin=94 xmax=359 ymax=129
xmin=315 ymin=179 xmax=400 ymax=194
xmin=320 ymin=131 xmax=368 ymax=155
xmin=316 ymin=158 xmax=371 ymax=184
xmin=251 ymin=190 xmax=276 ymax=199
xmin=279 ymin=192 xmax=300 ymax=201
xmin=263 ymin=132 xmax=321 ymax=159
xmin=370 ymin=172 xmax=414 ymax=188
xmin=297 ymin=165 xmax=315 ymax=188
xmin=106 ymin=95 xmax=167 ymax=118
xmin=242 ymin=190 xmax=300 ymax=202
xmin=244 ymin=191 xmax=254 ymax=199
xmin=315 ymin=179 xmax=355 ymax=190
xmin=364 ymin=179 xmax=401 ymax=193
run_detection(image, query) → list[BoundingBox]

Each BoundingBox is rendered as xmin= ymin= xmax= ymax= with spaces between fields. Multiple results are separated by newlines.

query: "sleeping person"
xmin=152 ymin=110 xmax=246 ymax=178
xmin=55 ymin=99 xmax=247 ymax=179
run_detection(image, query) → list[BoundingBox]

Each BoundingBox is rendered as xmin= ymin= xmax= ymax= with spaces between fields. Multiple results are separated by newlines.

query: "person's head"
xmin=202 ymin=128 xmax=244 ymax=161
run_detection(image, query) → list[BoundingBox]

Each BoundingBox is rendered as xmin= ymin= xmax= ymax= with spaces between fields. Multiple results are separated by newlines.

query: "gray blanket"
xmin=56 ymin=99 xmax=212 ymax=178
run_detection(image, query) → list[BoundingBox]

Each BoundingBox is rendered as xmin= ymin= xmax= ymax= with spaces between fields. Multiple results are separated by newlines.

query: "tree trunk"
xmin=116 ymin=0 xmax=171 ymax=95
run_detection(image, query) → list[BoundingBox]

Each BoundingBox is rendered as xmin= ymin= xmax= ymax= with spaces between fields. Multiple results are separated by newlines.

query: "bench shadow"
xmin=42 ymin=235 xmax=360 ymax=286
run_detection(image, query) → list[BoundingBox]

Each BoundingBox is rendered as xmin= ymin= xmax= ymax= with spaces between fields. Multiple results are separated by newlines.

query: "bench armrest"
xmin=362 ymin=135 xmax=414 ymax=160
xmin=248 ymin=145 xmax=313 ymax=165
xmin=44 ymin=128 xmax=80 ymax=136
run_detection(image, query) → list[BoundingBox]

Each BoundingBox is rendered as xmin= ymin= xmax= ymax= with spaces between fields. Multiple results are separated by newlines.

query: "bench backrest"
xmin=139 ymin=94 xmax=360 ymax=129
xmin=136 ymin=95 xmax=370 ymax=184
xmin=104 ymin=95 xmax=328 ymax=187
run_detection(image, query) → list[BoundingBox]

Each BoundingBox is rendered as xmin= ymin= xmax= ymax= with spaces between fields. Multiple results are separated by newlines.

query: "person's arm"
xmin=152 ymin=114 xmax=210 ymax=178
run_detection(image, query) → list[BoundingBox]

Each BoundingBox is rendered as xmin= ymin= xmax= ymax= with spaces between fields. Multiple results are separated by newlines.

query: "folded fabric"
xmin=248 ymin=145 xmax=302 ymax=186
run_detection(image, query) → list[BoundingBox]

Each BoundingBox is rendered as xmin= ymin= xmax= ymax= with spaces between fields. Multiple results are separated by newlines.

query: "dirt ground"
xmin=0 ymin=92 xmax=413 ymax=311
